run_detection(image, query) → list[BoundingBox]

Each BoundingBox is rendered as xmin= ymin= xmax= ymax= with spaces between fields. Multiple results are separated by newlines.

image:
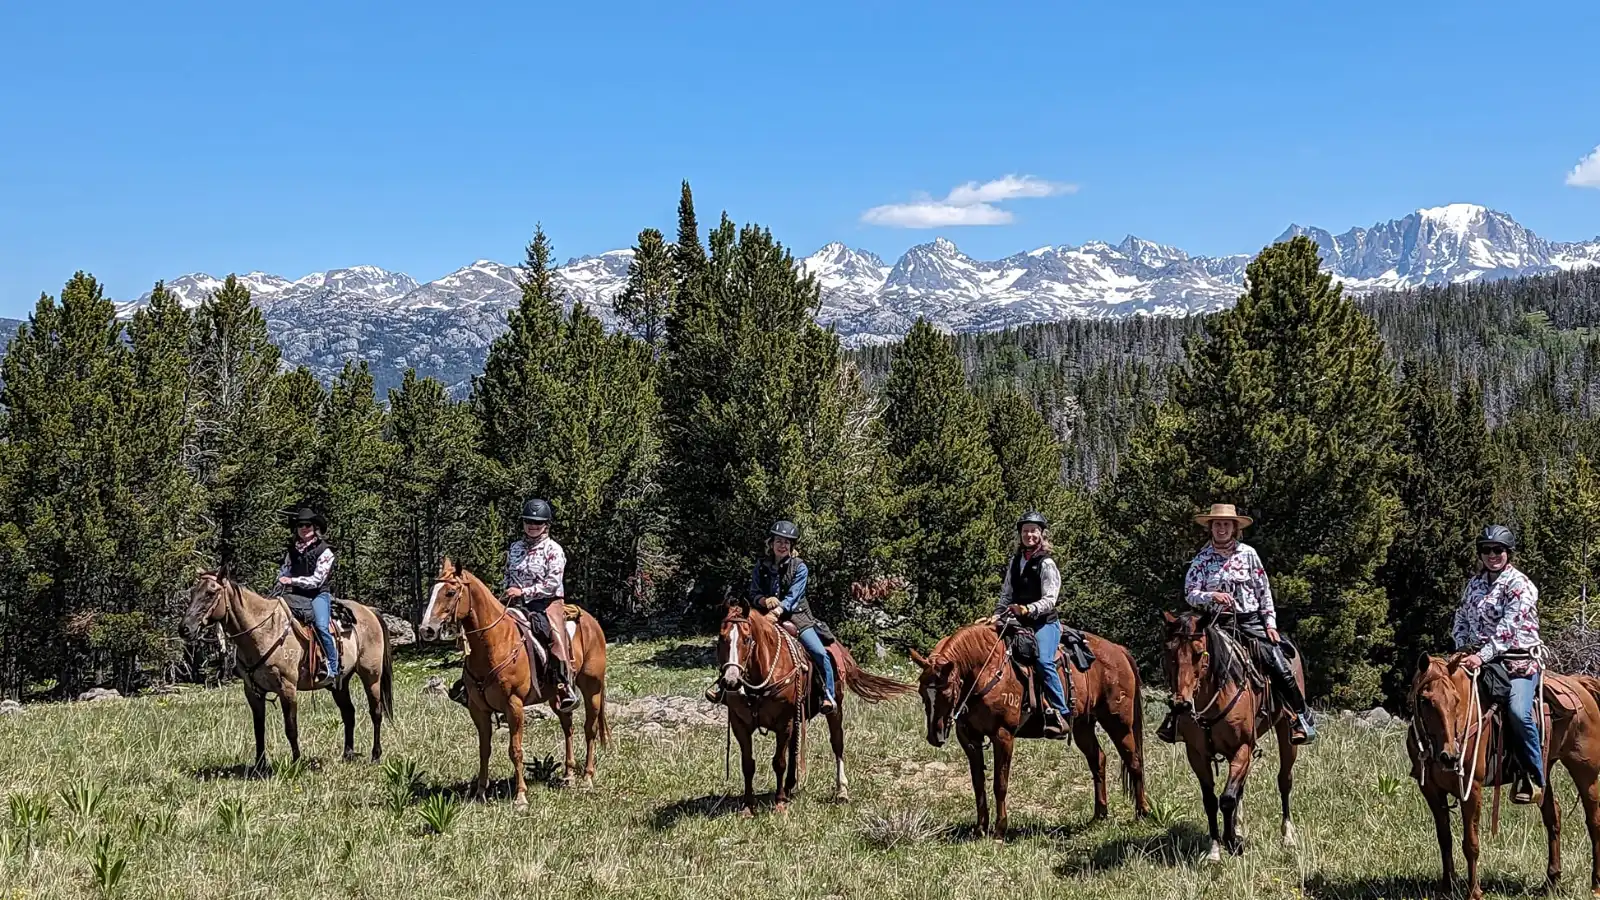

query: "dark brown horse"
xmin=421 ymin=559 xmax=609 ymax=807
xmin=1162 ymin=610 xmax=1303 ymax=861
xmin=1408 ymin=653 xmax=1600 ymax=900
xmin=910 ymin=621 xmax=1149 ymax=838
xmin=183 ymin=571 xmax=394 ymax=769
xmin=714 ymin=598 xmax=914 ymax=816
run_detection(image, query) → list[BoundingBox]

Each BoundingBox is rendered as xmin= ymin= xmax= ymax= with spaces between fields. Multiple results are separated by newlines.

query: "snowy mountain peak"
xmin=1417 ymin=203 xmax=1489 ymax=231
xmin=1116 ymin=235 xmax=1190 ymax=269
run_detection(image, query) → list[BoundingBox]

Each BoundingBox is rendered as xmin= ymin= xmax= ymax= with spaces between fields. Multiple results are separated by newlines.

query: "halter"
xmin=208 ymin=579 xmax=294 ymax=681
xmin=720 ymin=614 xmax=806 ymax=695
xmin=444 ymin=578 xmax=523 ymax=694
xmin=1167 ymin=621 xmax=1267 ymax=764
xmin=1411 ymin=664 xmax=1492 ymax=802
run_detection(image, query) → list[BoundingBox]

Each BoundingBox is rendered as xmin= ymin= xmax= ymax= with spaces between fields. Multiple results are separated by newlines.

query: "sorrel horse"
xmin=714 ymin=597 xmax=914 ymax=816
xmin=1162 ymin=610 xmax=1303 ymax=861
xmin=911 ymin=621 xmax=1149 ymax=838
xmin=421 ymin=559 xmax=609 ymax=808
xmin=1408 ymin=653 xmax=1600 ymax=900
xmin=183 ymin=571 xmax=394 ymax=769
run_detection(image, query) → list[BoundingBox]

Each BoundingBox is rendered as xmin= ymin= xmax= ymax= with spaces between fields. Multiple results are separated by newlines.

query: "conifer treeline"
xmin=4 ymin=186 xmax=1599 ymax=710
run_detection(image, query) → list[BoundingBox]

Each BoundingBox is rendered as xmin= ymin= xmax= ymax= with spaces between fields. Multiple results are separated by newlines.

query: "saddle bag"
xmin=1006 ymin=627 xmax=1040 ymax=667
xmin=1477 ymin=659 xmax=1514 ymax=709
xmin=1062 ymin=627 xmax=1096 ymax=672
xmin=520 ymin=604 xmax=554 ymax=645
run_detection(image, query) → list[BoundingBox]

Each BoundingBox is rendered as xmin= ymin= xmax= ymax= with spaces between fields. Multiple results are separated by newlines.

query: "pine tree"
xmin=882 ymin=318 xmax=1006 ymax=645
xmin=984 ymin=387 xmax=1070 ymax=527
xmin=1377 ymin=362 xmax=1492 ymax=704
xmin=472 ymin=225 xmax=565 ymax=499
xmin=613 ymin=227 xmax=674 ymax=349
xmin=1528 ymin=453 xmax=1600 ymax=630
xmin=0 ymin=273 xmax=131 ymax=694
xmin=1109 ymin=237 xmax=1403 ymax=705
xmin=191 ymin=275 xmax=291 ymax=583
xmin=305 ymin=360 xmax=393 ymax=605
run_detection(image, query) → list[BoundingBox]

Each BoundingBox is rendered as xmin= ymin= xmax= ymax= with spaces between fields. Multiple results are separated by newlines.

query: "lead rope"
xmin=1459 ymin=667 xmax=1484 ymax=803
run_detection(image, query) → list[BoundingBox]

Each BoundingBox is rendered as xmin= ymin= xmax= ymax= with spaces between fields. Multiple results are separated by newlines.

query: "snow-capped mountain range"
xmin=50 ymin=203 xmax=1600 ymax=394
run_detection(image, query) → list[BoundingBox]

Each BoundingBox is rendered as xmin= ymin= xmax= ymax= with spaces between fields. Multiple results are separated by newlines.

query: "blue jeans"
xmin=1509 ymin=672 xmax=1544 ymax=787
xmin=1033 ymin=621 xmax=1069 ymax=712
xmin=312 ymin=592 xmax=339 ymax=677
xmin=798 ymin=627 xmax=835 ymax=701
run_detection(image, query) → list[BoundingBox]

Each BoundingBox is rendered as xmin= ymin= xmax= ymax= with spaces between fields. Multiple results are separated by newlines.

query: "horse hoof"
xmin=513 ymin=796 xmax=528 ymax=812
xmin=834 ymin=791 xmax=850 ymax=804
xmin=342 ymin=751 xmax=358 ymax=763
xmin=1282 ymin=821 xmax=1298 ymax=848
xmin=740 ymin=807 xmax=754 ymax=819
xmin=775 ymin=803 xmax=789 ymax=816
xmin=1206 ymin=843 xmax=1222 ymax=864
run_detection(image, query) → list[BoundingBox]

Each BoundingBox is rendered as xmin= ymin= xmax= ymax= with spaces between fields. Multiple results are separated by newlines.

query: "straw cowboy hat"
xmin=1193 ymin=503 xmax=1253 ymax=528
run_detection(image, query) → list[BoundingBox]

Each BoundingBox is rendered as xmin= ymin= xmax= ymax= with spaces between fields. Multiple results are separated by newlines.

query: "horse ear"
xmin=1162 ymin=610 xmax=1178 ymax=627
xmin=1416 ymin=652 xmax=1434 ymax=675
xmin=909 ymin=650 xmax=930 ymax=670
xmin=441 ymin=557 xmax=456 ymax=576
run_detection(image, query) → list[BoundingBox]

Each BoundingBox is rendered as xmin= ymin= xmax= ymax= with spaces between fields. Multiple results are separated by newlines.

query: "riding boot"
xmin=449 ymin=677 xmax=468 ymax=707
xmin=1157 ymin=708 xmax=1178 ymax=744
xmin=551 ymin=658 xmax=579 ymax=713
xmin=704 ymin=680 xmax=725 ymax=704
xmin=1042 ymin=706 xmax=1068 ymax=739
xmin=1264 ymin=646 xmax=1317 ymax=745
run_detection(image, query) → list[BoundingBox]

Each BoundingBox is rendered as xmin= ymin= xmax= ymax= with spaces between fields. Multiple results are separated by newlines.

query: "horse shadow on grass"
xmin=941 ymin=821 xmax=1098 ymax=844
xmin=650 ymin=792 xmax=785 ymax=828
xmin=1053 ymin=820 xmax=1212 ymax=874
xmin=645 ymin=642 xmax=717 ymax=671
xmin=1301 ymin=873 xmax=1536 ymax=899
xmin=189 ymin=758 xmax=330 ymax=781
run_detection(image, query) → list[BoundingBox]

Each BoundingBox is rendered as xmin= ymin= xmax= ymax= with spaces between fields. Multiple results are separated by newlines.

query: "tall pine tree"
xmin=614 ymin=227 xmax=674 ymax=350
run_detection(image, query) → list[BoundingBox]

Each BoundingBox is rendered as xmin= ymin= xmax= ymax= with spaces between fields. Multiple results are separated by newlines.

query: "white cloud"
xmin=861 ymin=174 xmax=1076 ymax=228
xmin=1569 ymin=146 xmax=1600 ymax=189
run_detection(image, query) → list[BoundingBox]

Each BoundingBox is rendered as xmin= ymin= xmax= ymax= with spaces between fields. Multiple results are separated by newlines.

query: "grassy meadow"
xmin=0 ymin=637 xmax=1593 ymax=899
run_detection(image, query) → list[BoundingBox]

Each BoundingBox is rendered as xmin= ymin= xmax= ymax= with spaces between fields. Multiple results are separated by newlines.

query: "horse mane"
xmin=1203 ymin=620 xmax=1249 ymax=690
xmin=931 ymin=623 xmax=1001 ymax=671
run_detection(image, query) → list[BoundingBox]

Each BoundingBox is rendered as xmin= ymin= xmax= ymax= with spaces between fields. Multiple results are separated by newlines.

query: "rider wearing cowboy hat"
xmin=994 ymin=511 xmax=1070 ymax=738
xmin=277 ymin=507 xmax=339 ymax=683
xmin=1157 ymin=503 xmax=1318 ymax=746
xmin=1453 ymin=524 xmax=1545 ymax=805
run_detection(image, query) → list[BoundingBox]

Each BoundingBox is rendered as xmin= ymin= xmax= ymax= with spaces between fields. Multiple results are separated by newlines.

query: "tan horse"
xmin=715 ymin=597 xmax=914 ymax=816
xmin=1408 ymin=654 xmax=1600 ymax=900
xmin=1162 ymin=610 xmax=1303 ymax=861
xmin=911 ymin=621 xmax=1149 ymax=838
xmin=421 ymin=559 xmax=608 ymax=807
xmin=183 ymin=571 xmax=394 ymax=769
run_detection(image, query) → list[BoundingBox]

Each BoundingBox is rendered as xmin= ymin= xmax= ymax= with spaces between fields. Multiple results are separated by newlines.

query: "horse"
xmin=1161 ymin=609 xmax=1303 ymax=861
xmin=1408 ymin=653 xmax=1600 ymax=900
xmin=910 ymin=620 xmax=1149 ymax=838
xmin=420 ymin=558 xmax=609 ymax=808
xmin=182 ymin=570 xmax=394 ymax=769
xmin=714 ymin=597 xmax=914 ymax=816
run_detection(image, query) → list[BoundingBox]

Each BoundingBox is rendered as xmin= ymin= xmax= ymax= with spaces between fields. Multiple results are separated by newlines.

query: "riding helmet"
xmin=1476 ymin=524 xmax=1516 ymax=553
xmin=520 ymin=498 xmax=554 ymax=524
xmin=769 ymin=520 xmax=801 ymax=542
xmin=1017 ymin=511 xmax=1049 ymax=531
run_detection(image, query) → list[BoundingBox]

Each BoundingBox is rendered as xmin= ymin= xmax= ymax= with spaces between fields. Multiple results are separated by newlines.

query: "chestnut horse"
xmin=182 ymin=571 xmax=394 ymax=769
xmin=1408 ymin=653 xmax=1600 ymax=900
xmin=714 ymin=598 xmax=914 ymax=816
xmin=421 ymin=559 xmax=609 ymax=808
xmin=1162 ymin=610 xmax=1304 ymax=861
xmin=910 ymin=621 xmax=1149 ymax=838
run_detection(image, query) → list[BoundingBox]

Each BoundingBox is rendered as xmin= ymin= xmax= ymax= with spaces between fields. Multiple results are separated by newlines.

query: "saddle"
xmin=1003 ymin=627 xmax=1094 ymax=736
xmin=506 ymin=603 xmax=585 ymax=694
xmin=281 ymin=594 xmax=356 ymax=684
xmin=777 ymin=618 xmax=830 ymax=703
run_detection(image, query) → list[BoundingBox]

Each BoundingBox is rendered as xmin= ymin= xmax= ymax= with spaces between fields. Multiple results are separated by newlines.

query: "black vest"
xmin=1009 ymin=549 xmax=1057 ymax=626
xmin=755 ymin=556 xmax=817 ymax=631
xmin=286 ymin=538 xmax=335 ymax=595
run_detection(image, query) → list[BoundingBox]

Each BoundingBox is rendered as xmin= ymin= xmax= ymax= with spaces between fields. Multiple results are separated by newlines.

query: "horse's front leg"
xmin=1219 ymin=742 xmax=1254 ymax=856
xmin=772 ymin=718 xmax=794 ymax=814
xmin=992 ymin=728 xmax=1015 ymax=841
xmin=507 ymin=694 xmax=528 ymax=811
xmin=734 ymin=719 xmax=757 ymax=817
xmin=1185 ymin=738 xmax=1223 ymax=862
xmin=1463 ymin=787 xmax=1485 ymax=900
xmin=281 ymin=691 xmax=301 ymax=763
xmin=244 ymin=683 xmax=269 ymax=772
xmin=957 ymin=724 xmax=989 ymax=835
xmin=1422 ymin=781 xmax=1456 ymax=895
xmin=469 ymin=698 xmax=494 ymax=801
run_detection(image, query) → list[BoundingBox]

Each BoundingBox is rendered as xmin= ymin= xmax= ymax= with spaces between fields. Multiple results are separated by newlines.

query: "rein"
xmin=216 ymin=582 xmax=292 ymax=680
xmin=453 ymin=582 xmax=523 ymax=695
xmin=951 ymin=639 xmax=1005 ymax=722
xmin=1412 ymin=666 xmax=1491 ymax=803
xmin=1170 ymin=626 xmax=1264 ymax=764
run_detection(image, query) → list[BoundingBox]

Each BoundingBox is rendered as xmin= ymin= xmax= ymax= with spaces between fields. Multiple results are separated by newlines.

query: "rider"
xmin=1156 ymin=503 xmax=1318 ymax=746
xmin=1453 ymin=524 xmax=1544 ymax=805
xmin=277 ymin=507 xmax=339 ymax=683
xmin=507 ymin=498 xmax=579 ymax=714
xmin=994 ymin=511 xmax=1069 ymax=739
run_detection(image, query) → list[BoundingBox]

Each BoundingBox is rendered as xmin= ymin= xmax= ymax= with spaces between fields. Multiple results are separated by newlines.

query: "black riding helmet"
xmin=1476 ymin=524 xmax=1516 ymax=553
xmin=769 ymin=520 xmax=800 ymax=542
xmin=1017 ymin=511 xmax=1048 ymax=531
xmin=521 ymin=498 xmax=553 ymax=524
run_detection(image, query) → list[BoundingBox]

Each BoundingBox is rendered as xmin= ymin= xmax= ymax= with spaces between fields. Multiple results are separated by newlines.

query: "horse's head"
xmin=183 ymin=570 xmax=232 ymax=637
xmin=716 ymin=596 xmax=763 ymax=691
xmin=1162 ymin=610 xmax=1220 ymax=714
xmin=909 ymin=647 xmax=960 ymax=747
xmin=420 ymin=558 xmax=472 ymax=642
xmin=1410 ymin=653 xmax=1473 ymax=769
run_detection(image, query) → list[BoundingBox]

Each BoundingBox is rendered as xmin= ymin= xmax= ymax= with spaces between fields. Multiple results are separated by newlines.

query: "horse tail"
xmin=1123 ymin=644 xmax=1144 ymax=801
xmin=378 ymin=608 xmax=395 ymax=721
xmin=837 ymin=644 xmax=915 ymax=703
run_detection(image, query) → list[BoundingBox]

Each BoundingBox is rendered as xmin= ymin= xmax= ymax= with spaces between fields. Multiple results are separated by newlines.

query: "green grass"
xmin=0 ymin=638 xmax=1593 ymax=898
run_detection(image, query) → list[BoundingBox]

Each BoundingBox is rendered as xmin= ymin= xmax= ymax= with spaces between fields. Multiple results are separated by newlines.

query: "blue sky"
xmin=2 ymin=0 xmax=1597 ymax=314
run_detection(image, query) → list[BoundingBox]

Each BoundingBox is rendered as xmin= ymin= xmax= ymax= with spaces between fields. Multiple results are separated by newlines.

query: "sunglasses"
xmin=1478 ymin=545 xmax=1509 ymax=555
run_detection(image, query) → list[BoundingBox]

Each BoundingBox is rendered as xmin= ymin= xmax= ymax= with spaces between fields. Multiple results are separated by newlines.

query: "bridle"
xmin=1410 ymin=664 xmax=1490 ymax=801
xmin=719 ymin=613 xmax=804 ymax=695
xmin=435 ymin=574 xmax=522 ymax=691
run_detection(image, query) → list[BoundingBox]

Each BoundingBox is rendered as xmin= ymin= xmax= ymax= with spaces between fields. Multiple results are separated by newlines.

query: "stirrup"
xmin=1290 ymin=715 xmax=1317 ymax=745
xmin=1156 ymin=712 xmax=1178 ymax=744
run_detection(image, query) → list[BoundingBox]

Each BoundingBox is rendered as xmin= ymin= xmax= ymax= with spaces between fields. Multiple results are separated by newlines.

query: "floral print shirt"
xmin=507 ymin=535 xmax=566 ymax=601
xmin=1452 ymin=565 xmax=1541 ymax=663
xmin=1183 ymin=542 xmax=1278 ymax=631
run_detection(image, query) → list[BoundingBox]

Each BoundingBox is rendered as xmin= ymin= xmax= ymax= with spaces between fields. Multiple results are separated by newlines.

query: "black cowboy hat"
xmin=287 ymin=507 xmax=327 ymax=531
